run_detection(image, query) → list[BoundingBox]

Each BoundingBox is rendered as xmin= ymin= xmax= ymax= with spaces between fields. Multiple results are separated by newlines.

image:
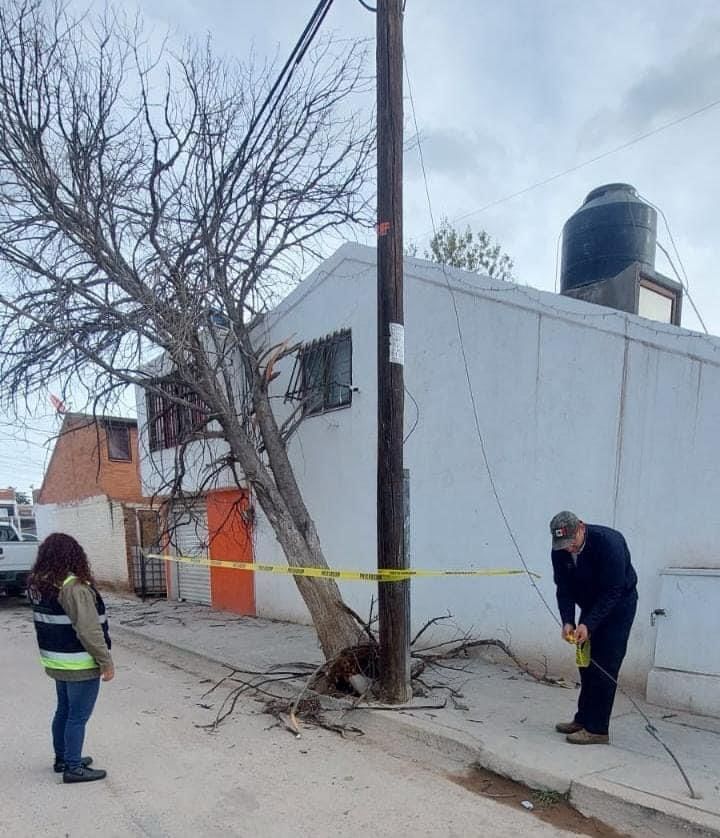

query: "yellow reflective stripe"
xmin=39 ymin=649 xmax=96 ymax=670
xmin=40 ymin=656 xmax=97 ymax=671
xmin=62 ymin=574 xmax=78 ymax=588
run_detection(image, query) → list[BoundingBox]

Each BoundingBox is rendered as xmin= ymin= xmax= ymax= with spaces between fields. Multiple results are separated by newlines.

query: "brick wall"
xmin=38 ymin=416 xmax=144 ymax=505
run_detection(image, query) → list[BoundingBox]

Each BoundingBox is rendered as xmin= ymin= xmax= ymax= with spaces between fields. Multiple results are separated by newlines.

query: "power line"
xmin=636 ymin=190 xmax=709 ymax=334
xmin=216 ymin=0 xmax=336 ymax=202
xmin=404 ymin=50 xmax=560 ymax=620
xmin=403 ymin=384 xmax=419 ymax=444
xmin=410 ymin=96 xmax=720 ymax=246
xmin=249 ymin=0 xmax=335 ymax=147
xmin=656 ymin=241 xmax=708 ymax=334
xmin=356 ymin=0 xmax=407 ymax=11
xmin=404 ymin=49 xmax=699 ymax=800
xmin=639 ymin=193 xmax=692 ymax=291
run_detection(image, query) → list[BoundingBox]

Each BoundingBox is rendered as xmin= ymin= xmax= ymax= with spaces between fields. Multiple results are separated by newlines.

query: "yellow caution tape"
xmin=144 ymin=553 xmax=540 ymax=583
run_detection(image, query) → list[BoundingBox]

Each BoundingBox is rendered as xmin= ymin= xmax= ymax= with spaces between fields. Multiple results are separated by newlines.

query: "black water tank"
xmin=560 ymin=183 xmax=657 ymax=292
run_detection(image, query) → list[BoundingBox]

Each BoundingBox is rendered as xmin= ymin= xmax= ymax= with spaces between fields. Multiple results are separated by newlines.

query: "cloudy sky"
xmin=3 ymin=0 xmax=719 ymax=493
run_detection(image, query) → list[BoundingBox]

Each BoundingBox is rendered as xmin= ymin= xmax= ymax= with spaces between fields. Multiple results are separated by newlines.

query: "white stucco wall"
xmin=134 ymin=243 xmax=720 ymax=689
xmin=35 ymin=495 xmax=131 ymax=587
xmin=135 ymin=352 xmax=237 ymax=499
xmin=252 ymin=244 xmax=720 ymax=688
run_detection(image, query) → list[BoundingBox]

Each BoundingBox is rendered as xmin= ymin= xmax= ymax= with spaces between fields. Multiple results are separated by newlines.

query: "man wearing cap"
xmin=549 ymin=511 xmax=638 ymax=745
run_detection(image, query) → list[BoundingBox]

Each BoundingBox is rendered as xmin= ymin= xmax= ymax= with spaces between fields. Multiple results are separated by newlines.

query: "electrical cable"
xmin=408 ymin=96 xmax=720 ymax=249
xmin=638 ymin=193 xmax=692 ymax=291
xmin=248 ymin=0 xmax=335 ymax=152
xmin=622 ymin=188 xmax=708 ymax=335
xmin=404 ymin=49 xmax=561 ymax=621
xmin=656 ymin=241 xmax=708 ymax=334
xmin=403 ymin=50 xmax=700 ymax=799
xmin=403 ymin=384 xmax=419 ymax=444
xmin=214 ymin=0 xmax=336 ymax=204
xmin=636 ymin=191 xmax=709 ymax=334
xmin=357 ymin=1 xmax=407 ymax=12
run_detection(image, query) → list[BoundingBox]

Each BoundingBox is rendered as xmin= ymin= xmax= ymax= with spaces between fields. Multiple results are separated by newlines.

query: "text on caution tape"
xmin=144 ymin=553 xmax=540 ymax=583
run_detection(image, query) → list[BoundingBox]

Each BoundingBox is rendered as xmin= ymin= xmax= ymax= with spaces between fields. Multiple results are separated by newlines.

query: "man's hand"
xmin=101 ymin=665 xmax=115 ymax=682
xmin=575 ymin=624 xmax=589 ymax=644
xmin=562 ymin=623 xmax=575 ymax=642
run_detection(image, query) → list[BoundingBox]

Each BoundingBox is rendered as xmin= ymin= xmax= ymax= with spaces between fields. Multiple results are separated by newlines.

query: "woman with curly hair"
xmin=28 ymin=532 xmax=114 ymax=783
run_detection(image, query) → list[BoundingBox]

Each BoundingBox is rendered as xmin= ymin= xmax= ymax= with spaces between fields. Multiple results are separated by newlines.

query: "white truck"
xmin=0 ymin=520 xmax=38 ymax=597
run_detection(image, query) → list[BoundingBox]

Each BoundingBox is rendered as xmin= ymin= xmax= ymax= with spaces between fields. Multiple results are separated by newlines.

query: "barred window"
xmin=286 ymin=330 xmax=352 ymax=416
xmin=146 ymin=380 xmax=210 ymax=452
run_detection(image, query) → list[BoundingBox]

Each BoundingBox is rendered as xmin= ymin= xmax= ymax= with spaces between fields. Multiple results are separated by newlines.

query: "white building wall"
xmin=35 ymin=496 xmax=130 ymax=587
xmin=134 ymin=243 xmax=720 ymax=688
xmin=136 ymin=343 xmax=241 ymax=499
xmin=253 ymin=245 xmax=720 ymax=687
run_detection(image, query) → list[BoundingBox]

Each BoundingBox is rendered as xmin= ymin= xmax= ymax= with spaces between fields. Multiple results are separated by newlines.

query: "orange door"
xmin=206 ymin=489 xmax=255 ymax=615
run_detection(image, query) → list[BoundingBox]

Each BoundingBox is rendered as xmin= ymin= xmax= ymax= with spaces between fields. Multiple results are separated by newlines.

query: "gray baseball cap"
xmin=550 ymin=511 xmax=581 ymax=551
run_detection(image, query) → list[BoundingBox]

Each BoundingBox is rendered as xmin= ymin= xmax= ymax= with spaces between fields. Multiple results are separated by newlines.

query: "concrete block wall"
xmin=35 ymin=495 xmax=131 ymax=589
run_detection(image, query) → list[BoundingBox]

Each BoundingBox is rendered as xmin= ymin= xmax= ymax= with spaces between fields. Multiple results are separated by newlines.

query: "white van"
xmin=0 ymin=521 xmax=38 ymax=596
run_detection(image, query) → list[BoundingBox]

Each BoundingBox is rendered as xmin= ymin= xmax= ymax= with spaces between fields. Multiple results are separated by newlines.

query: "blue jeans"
xmin=52 ymin=678 xmax=100 ymax=770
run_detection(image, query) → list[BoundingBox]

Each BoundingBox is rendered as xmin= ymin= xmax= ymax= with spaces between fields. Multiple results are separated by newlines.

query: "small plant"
xmin=532 ymin=789 xmax=568 ymax=808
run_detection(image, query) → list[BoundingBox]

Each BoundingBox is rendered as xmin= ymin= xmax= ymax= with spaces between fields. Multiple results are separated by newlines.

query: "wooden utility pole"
xmin=376 ymin=0 xmax=411 ymax=703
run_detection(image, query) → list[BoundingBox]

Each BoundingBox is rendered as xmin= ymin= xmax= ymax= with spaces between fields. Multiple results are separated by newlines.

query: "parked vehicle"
xmin=0 ymin=521 xmax=38 ymax=596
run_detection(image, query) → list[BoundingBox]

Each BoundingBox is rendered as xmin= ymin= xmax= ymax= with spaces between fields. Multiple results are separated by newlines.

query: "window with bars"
xmin=285 ymin=330 xmax=352 ymax=416
xmin=146 ymin=380 xmax=210 ymax=452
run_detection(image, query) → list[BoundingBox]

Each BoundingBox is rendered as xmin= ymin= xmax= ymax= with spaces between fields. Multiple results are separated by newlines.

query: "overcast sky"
xmin=3 ymin=0 xmax=719 ymax=493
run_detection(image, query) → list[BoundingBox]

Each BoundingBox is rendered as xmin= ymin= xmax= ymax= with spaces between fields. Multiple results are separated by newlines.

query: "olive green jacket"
xmin=44 ymin=581 xmax=114 ymax=682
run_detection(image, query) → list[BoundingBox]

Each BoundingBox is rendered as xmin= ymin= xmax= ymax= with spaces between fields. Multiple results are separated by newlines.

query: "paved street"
xmin=1 ymin=599 xmax=573 ymax=838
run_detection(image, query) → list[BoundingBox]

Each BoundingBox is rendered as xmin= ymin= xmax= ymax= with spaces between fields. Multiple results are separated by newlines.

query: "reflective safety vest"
xmin=30 ymin=574 xmax=111 ymax=672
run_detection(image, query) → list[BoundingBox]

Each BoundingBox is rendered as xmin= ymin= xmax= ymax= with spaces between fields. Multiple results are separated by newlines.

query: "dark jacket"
xmin=551 ymin=524 xmax=638 ymax=634
xmin=31 ymin=577 xmax=113 ymax=681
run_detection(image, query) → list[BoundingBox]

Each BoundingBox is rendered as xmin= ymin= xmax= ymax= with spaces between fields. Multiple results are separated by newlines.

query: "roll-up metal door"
xmin=172 ymin=503 xmax=211 ymax=605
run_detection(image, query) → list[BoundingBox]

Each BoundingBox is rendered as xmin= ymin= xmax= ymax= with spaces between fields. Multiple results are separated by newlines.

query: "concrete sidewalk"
xmin=108 ymin=596 xmax=720 ymax=837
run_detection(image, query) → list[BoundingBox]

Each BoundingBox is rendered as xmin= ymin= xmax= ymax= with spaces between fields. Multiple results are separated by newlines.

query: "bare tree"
xmin=0 ymin=1 xmax=376 ymax=657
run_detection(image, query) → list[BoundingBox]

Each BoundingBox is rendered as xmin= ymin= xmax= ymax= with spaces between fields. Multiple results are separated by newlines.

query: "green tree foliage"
xmin=408 ymin=218 xmax=514 ymax=282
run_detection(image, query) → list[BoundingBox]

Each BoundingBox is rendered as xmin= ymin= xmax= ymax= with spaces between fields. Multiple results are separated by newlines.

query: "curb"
xmin=571 ymin=779 xmax=720 ymax=838
xmin=354 ymin=708 xmax=720 ymax=837
xmin=114 ymin=623 xmax=720 ymax=837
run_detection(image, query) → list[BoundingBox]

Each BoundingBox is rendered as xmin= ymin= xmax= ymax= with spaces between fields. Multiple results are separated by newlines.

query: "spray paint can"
xmin=576 ymin=639 xmax=591 ymax=668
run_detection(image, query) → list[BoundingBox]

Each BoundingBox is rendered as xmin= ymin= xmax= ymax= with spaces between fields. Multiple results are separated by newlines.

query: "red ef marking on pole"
xmin=376 ymin=221 xmax=391 ymax=236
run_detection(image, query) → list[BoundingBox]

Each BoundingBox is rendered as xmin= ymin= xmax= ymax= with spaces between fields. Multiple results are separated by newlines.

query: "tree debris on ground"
xmin=195 ymin=602 xmax=568 ymax=737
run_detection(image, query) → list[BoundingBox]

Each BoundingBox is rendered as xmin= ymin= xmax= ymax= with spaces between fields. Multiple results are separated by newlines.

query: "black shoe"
xmin=54 ymin=756 xmax=93 ymax=773
xmin=63 ymin=766 xmax=107 ymax=783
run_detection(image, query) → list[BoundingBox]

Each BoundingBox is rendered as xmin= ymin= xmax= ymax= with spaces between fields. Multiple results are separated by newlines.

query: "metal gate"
xmin=131 ymin=546 xmax=167 ymax=598
xmin=172 ymin=503 xmax=211 ymax=605
xmin=129 ymin=508 xmax=166 ymax=598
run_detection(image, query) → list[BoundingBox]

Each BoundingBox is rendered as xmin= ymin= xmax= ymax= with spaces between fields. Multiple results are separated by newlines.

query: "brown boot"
xmin=566 ymin=729 xmax=609 ymax=745
xmin=555 ymin=721 xmax=583 ymax=734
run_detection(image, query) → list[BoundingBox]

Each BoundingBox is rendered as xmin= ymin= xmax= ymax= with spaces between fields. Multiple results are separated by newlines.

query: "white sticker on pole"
xmin=389 ymin=322 xmax=404 ymax=366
